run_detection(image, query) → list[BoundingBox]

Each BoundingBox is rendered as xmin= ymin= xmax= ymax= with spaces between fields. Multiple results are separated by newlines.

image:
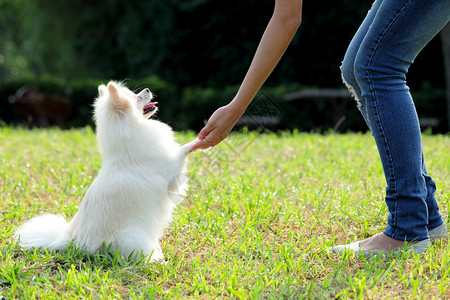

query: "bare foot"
xmin=359 ymin=233 xmax=405 ymax=253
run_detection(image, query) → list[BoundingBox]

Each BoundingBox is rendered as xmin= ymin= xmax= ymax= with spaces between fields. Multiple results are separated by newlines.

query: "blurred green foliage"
xmin=0 ymin=0 xmax=447 ymax=131
xmin=4 ymin=0 xmax=442 ymax=86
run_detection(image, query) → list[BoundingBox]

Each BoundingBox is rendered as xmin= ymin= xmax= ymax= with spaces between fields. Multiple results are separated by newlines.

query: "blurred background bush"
xmin=0 ymin=0 xmax=448 ymax=132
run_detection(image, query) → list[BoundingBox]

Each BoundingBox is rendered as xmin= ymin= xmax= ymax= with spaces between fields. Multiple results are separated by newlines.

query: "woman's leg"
xmin=341 ymin=0 xmax=449 ymax=246
xmin=341 ymin=0 xmax=382 ymax=130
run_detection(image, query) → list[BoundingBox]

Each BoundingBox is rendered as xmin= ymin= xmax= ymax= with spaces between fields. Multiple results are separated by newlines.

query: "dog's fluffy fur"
xmin=15 ymin=81 xmax=192 ymax=262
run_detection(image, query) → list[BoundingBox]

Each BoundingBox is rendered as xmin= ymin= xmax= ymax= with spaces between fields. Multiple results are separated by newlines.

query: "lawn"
xmin=1 ymin=126 xmax=449 ymax=299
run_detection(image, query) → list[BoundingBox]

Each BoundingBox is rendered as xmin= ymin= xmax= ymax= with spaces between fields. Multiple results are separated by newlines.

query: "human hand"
xmin=190 ymin=104 xmax=244 ymax=151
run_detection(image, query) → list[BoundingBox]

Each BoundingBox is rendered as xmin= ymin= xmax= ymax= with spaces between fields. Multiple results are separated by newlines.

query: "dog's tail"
xmin=14 ymin=214 xmax=72 ymax=251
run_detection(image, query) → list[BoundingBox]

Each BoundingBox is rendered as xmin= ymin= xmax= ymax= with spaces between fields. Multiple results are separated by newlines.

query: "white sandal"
xmin=330 ymin=238 xmax=430 ymax=256
xmin=428 ymin=223 xmax=448 ymax=241
xmin=331 ymin=223 xmax=447 ymax=256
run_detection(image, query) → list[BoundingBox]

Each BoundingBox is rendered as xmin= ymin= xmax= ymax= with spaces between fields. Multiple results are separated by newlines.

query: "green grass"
xmin=1 ymin=126 xmax=449 ymax=299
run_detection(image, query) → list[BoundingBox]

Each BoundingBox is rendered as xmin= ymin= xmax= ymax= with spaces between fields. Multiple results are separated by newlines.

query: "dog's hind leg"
xmin=112 ymin=228 xmax=163 ymax=262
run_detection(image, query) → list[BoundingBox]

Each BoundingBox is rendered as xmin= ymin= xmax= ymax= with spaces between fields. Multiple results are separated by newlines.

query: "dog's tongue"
xmin=143 ymin=102 xmax=158 ymax=114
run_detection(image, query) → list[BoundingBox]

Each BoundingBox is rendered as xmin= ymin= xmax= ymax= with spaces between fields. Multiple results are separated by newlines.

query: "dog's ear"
xmin=98 ymin=84 xmax=107 ymax=97
xmin=107 ymin=82 xmax=130 ymax=112
xmin=107 ymin=82 xmax=119 ymax=99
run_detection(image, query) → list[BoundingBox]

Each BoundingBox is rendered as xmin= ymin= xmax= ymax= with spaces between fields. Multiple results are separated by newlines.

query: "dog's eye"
xmin=137 ymin=96 xmax=142 ymax=101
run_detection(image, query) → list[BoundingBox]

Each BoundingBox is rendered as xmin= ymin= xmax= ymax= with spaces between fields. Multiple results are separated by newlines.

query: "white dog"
xmin=15 ymin=81 xmax=193 ymax=262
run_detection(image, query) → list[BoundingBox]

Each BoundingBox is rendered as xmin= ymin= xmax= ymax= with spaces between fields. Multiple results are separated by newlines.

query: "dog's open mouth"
xmin=143 ymin=102 xmax=158 ymax=115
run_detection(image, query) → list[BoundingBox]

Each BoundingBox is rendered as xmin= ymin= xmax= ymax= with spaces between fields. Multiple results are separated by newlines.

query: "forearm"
xmin=231 ymin=0 xmax=302 ymax=113
xmin=190 ymin=0 xmax=302 ymax=151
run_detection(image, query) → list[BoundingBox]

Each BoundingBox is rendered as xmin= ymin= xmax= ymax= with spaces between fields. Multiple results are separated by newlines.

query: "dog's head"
xmin=96 ymin=81 xmax=158 ymax=121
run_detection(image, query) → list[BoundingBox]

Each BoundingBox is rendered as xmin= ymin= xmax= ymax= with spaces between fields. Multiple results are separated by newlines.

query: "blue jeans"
xmin=341 ymin=0 xmax=450 ymax=241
